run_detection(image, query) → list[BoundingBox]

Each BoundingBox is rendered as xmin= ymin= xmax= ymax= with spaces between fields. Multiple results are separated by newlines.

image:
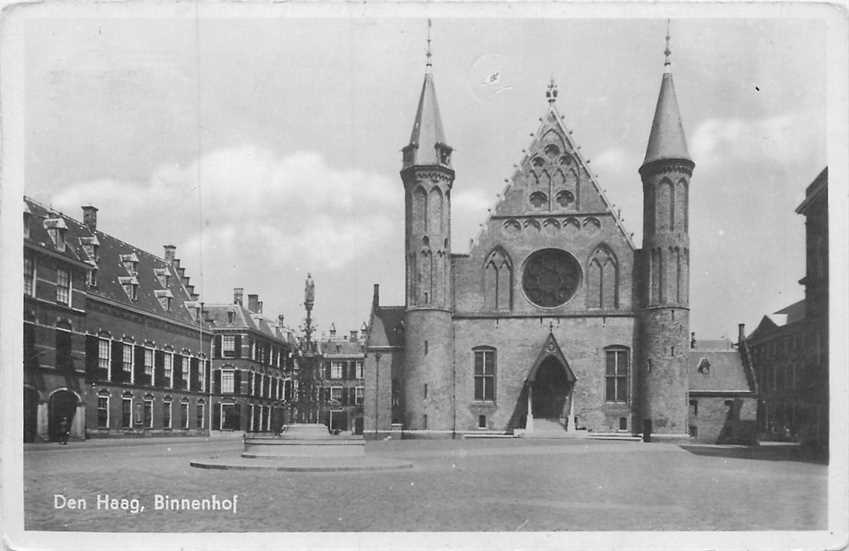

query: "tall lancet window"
xmin=587 ymin=246 xmax=618 ymax=309
xmin=428 ymin=187 xmax=443 ymax=234
xmin=483 ymin=248 xmax=512 ymax=311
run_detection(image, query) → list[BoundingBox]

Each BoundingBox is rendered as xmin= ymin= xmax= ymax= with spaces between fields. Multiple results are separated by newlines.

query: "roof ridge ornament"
xmin=664 ymin=19 xmax=672 ymax=74
xmin=546 ymin=76 xmax=558 ymax=104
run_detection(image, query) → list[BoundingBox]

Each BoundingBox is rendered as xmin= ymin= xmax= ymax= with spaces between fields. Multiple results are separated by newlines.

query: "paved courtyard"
xmin=23 ymin=437 xmax=826 ymax=532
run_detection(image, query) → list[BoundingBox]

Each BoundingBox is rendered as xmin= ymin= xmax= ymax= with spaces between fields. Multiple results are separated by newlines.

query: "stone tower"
xmin=637 ymin=29 xmax=695 ymax=438
xmin=400 ymin=34 xmax=455 ymax=431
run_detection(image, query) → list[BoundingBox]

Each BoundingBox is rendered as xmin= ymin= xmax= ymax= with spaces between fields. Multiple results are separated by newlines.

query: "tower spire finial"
xmin=664 ymin=19 xmax=672 ymax=73
xmin=546 ymin=76 xmax=558 ymax=104
xmin=425 ymin=19 xmax=432 ymax=71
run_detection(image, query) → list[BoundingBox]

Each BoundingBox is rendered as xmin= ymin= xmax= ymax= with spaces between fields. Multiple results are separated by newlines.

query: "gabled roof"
xmin=318 ymin=338 xmax=364 ymax=356
xmin=24 ymin=197 xmax=199 ymax=326
xmin=688 ymin=348 xmax=753 ymax=394
xmin=775 ymin=299 xmax=806 ymax=324
xmin=366 ymin=306 xmax=405 ymax=349
xmin=527 ymin=332 xmax=576 ymax=383
xmin=204 ymin=302 xmax=289 ymax=344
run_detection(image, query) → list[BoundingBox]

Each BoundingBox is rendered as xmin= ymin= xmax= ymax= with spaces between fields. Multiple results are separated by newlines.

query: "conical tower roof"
xmin=643 ymin=29 xmax=691 ymax=166
xmin=407 ymin=71 xmax=448 ymax=164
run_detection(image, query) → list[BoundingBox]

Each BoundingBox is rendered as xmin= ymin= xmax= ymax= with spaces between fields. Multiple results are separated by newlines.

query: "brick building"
xmin=24 ymin=198 xmax=213 ymax=440
xmin=315 ymin=324 xmax=366 ymax=433
xmin=364 ymin=35 xmax=755 ymax=441
xmin=206 ymin=289 xmax=296 ymax=433
xmin=747 ymin=168 xmax=828 ymax=450
xmin=23 ymin=199 xmax=91 ymax=442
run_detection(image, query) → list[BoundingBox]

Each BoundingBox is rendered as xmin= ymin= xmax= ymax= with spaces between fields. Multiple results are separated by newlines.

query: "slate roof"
xmin=643 ymin=71 xmax=691 ymax=165
xmin=318 ymin=338 xmax=364 ymax=356
xmin=688 ymin=348 xmax=753 ymax=394
xmin=691 ymin=338 xmax=735 ymax=351
xmin=748 ymin=299 xmax=806 ymax=342
xmin=204 ymin=302 xmax=289 ymax=343
xmin=366 ymin=306 xmax=405 ymax=349
xmin=406 ymin=71 xmax=448 ymax=166
xmin=25 ymin=197 xmax=199 ymax=326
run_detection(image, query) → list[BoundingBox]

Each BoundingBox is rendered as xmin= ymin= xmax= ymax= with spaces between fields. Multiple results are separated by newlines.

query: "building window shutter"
xmin=85 ymin=335 xmax=99 ymax=380
xmin=213 ymin=369 xmax=221 ymax=394
xmin=325 ymin=363 xmax=332 ymax=379
xmin=234 ymin=370 xmax=241 ymax=396
xmin=154 ymin=350 xmax=165 ymax=387
xmin=214 ymin=335 xmax=222 ymax=359
xmin=188 ymin=358 xmax=196 ymax=391
xmin=174 ymin=355 xmax=183 ymax=387
xmin=111 ymin=340 xmax=124 ymax=382
xmin=234 ymin=335 xmax=242 ymax=358
xmin=342 ymin=388 xmax=349 ymax=406
xmin=212 ymin=402 xmax=220 ymax=428
xmin=134 ymin=345 xmax=146 ymax=385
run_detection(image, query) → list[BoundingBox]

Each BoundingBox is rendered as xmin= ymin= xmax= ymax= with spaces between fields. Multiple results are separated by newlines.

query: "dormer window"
xmin=154 ymin=267 xmax=170 ymax=288
xmin=155 ymin=289 xmax=174 ymax=311
xmin=120 ymin=253 xmax=140 ymax=275
xmin=118 ymin=276 xmax=139 ymax=301
xmin=87 ymin=267 xmax=98 ymax=289
xmin=44 ymin=218 xmax=67 ymax=252
xmin=80 ymin=236 xmax=100 ymax=261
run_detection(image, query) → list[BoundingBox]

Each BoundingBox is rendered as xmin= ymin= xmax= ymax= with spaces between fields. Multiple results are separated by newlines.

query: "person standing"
xmin=58 ymin=416 xmax=69 ymax=445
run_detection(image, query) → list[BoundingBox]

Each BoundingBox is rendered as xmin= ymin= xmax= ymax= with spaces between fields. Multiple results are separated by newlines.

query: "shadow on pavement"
xmin=680 ymin=443 xmax=828 ymax=465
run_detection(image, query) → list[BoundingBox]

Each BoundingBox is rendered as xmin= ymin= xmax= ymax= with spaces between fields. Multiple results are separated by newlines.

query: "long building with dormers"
xmin=24 ymin=198 xmax=213 ymax=441
xmin=363 ymin=37 xmax=757 ymax=442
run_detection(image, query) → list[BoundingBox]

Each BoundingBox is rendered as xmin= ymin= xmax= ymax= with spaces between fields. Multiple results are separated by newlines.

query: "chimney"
xmin=372 ymin=283 xmax=380 ymax=308
xmin=278 ymin=314 xmax=285 ymax=327
xmin=186 ymin=284 xmax=194 ymax=296
xmin=258 ymin=300 xmax=263 ymax=314
xmin=234 ymin=287 xmax=244 ymax=306
xmin=248 ymin=294 xmax=259 ymax=313
xmin=81 ymin=205 xmax=98 ymax=232
xmin=737 ymin=323 xmax=746 ymax=347
xmin=163 ymin=245 xmax=176 ymax=263
xmin=690 ymin=332 xmax=696 ymax=349
xmin=350 ymin=330 xmax=358 ymax=342
xmin=330 ymin=322 xmax=336 ymax=338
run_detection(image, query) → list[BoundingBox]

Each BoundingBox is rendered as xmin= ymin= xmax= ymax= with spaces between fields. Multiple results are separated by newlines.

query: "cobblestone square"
xmin=23 ymin=437 xmax=826 ymax=532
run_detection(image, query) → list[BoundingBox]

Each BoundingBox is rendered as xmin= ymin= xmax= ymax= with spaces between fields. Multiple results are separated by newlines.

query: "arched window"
xmin=676 ymin=179 xmax=688 ymax=232
xmin=483 ymin=248 xmax=512 ymax=311
xmin=428 ymin=187 xmax=443 ymax=234
xmin=413 ymin=186 xmax=427 ymax=233
xmin=656 ymin=179 xmax=672 ymax=232
xmin=473 ymin=346 xmax=496 ymax=401
xmin=587 ymin=246 xmax=618 ymax=309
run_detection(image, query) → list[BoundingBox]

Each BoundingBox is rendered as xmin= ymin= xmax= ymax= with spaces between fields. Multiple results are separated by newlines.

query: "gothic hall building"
xmin=364 ymin=43 xmax=742 ymax=441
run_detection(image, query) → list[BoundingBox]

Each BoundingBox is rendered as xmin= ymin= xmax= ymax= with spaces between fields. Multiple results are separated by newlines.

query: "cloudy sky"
xmin=23 ymin=11 xmax=826 ymax=340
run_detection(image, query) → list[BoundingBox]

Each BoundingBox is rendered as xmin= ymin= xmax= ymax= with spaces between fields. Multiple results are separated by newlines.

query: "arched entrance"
xmin=48 ymin=389 xmax=78 ymax=442
xmin=523 ymin=332 xmax=577 ymax=433
xmin=532 ymin=356 xmax=572 ymax=419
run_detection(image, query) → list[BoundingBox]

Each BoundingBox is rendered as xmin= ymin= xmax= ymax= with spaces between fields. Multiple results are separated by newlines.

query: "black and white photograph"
xmin=1 ymin=2 xmax=847 ymax=549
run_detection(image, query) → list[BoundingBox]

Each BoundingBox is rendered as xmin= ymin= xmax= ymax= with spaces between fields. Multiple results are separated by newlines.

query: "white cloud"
xmin=51 ymin=145 xmax=400 ymax=274
xmin=690 ymin=112 xmax=823 ymax=167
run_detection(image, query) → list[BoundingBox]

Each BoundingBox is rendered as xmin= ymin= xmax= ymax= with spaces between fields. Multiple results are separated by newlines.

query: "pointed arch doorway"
xmin=525 ymin=333 xmax=576 ymax=432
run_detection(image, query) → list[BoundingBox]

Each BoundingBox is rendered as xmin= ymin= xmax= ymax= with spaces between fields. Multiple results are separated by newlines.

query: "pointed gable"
xmin=527 ymin=332 xmax=576 ymax=383
xmin=482 ymin=98 xmax=634 ymax=251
